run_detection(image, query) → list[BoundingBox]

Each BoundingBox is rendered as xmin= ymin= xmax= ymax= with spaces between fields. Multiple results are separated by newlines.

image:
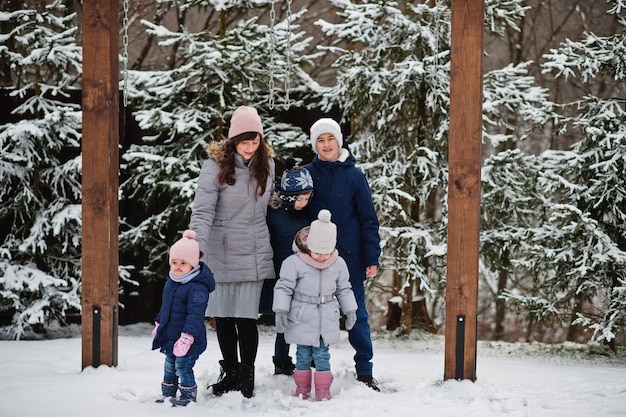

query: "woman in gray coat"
xmin=273 ymin=210 xmax=357 ymax=401
xmin=189 ymin=106 xmax=275 ymax=398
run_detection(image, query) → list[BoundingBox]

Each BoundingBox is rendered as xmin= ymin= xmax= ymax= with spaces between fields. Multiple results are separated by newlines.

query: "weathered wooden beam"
xmin=444 ymin=0 xmax=484 ymax=381
xmin=81 ymin=0 xmax=119 ymax=369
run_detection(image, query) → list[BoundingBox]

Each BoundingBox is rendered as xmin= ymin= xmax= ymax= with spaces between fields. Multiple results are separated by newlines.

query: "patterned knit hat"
xmin=307 ymin=210 xmax=337 ymax=254
xmin=278 ymin=159 xmax=314 ymax=206
xmin=228 ymin=106 xmax=264 ymax=139
xmin=169 ymin=230 xmax=200 ymax=268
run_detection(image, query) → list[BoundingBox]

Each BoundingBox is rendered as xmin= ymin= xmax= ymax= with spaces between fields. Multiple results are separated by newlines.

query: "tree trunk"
xmin=566 ymin=293 xmax=583 ymax=342
xmin=386 ymin=281 xmax=438 ymax=334
xmin=493 ymin=269 xmax=508 ymax=340
xmin=399 ymin=281 xmax=414 ymax=335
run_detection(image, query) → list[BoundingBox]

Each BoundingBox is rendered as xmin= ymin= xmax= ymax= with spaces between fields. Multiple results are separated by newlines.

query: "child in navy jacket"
xmin=152 ymin=230 xmax=216 ymax=406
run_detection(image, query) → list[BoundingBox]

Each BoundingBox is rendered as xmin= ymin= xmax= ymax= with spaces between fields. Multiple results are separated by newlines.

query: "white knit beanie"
xmin=228 ymin=106 xmax=264 ymax=139
xmin=309 ymin=118 xmax=343 ymax=152
xmin=307 ymin=209 xmax=337 ymax=254
xmin=169 ymin=230 xmax=200 ymax=268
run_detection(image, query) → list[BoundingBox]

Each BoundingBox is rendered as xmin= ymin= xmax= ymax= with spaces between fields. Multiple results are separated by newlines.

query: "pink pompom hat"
xmin=169 ymin=230 xmax=200 ymax=267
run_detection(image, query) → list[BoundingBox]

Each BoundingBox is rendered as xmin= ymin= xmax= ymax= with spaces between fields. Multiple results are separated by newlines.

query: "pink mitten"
xmin=173 ymin=333 xmax=194 ymax=357
xmin=152 ymin=322 xmax=159 ymax=339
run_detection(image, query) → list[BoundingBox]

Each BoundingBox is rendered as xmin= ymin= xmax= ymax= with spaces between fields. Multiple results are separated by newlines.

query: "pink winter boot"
xmin=293 ymin=369 xmax=312 ymax=399
xmin=314 ymin=371 xmax=333 ymax=401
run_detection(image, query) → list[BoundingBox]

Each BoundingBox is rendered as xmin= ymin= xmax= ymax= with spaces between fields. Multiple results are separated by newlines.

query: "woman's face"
xmin=236 ymin=134 xmax=261 ymax=160
xmin=315 ymin=133 xmax=340 ymax=162
xmin=294 ymin=192 xmax=312 ymax=211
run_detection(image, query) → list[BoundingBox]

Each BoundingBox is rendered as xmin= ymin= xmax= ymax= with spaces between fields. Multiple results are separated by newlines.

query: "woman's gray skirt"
xmin=205 ymin=280 xmax=263 ymax=319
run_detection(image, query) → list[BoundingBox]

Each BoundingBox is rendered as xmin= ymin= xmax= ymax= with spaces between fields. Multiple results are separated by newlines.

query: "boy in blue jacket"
xmin=152 ymin=230 xmax=216 ymax=406
xmin=304 ymin=118 xmax=381 ymax=391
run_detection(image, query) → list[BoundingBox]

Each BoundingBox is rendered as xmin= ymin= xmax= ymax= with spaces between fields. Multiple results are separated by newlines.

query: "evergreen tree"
xmin=496 ymin=0 xmax=626 ymax=344
xmin=479 ymin=63 xmax=555 ymax=340
xmin=481 ymin=149 xmax=554 ymax=340
xmin=315 ymin=0 xmax=542 ymax=333
xmin=540 ymin=7 xmax=625 ymax=342
xmin=121 ymin=0 xmax=318 ymax=281
xmin=0 ymin=0 xmax=82 ymax=338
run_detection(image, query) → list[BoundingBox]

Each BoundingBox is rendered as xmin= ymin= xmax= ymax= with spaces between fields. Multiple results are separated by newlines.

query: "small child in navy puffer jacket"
xmin=152 ymin=230 xmax=215 ymax=406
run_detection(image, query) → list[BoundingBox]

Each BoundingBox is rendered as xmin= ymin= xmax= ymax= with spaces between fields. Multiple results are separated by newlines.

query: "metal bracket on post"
xmin=92 ymin=306 xmax=101 ymax=367
xmin=455 ymin=315 xmax=465 ymax=380
xmin=112 ymin=305 xmax=118 ymax=367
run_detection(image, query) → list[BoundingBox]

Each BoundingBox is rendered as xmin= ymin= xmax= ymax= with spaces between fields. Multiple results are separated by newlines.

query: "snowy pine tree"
xmin=313 ymin=0 xmax=453 ymax=333
xmin=494 ymin=0 xmax=626 ymax=344
xmin=0 ymin=0 xmax=82 ymax=338
xmin=314 ymin=0 xmax=541 ymax=333
xmin=120 ymin=0 xmax=318 ymax=280
xmin=480 ymin=62 xmax=555 ymax=340
xmin=538 ymin=3 xmax=625 ymax=343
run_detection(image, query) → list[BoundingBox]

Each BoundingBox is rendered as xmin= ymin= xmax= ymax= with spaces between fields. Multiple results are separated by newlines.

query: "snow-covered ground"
xmin=1 ymin=323 xmax=625 ymax=417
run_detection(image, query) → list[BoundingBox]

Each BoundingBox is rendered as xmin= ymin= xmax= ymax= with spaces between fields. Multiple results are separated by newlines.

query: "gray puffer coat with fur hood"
xmin=190 ymin=140 xmax=275 ymax=283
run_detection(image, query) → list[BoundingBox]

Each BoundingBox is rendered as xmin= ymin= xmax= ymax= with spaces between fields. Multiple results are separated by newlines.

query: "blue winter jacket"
xmin=267 ymin=190 xmax=310 ymax=277
xmin=259 ymin=190 xmax=310 ymax=314
xmin=304 ymin=151 xmax=381 ymax=283
xmin=152 ymin=262 xmax=216 ymax=357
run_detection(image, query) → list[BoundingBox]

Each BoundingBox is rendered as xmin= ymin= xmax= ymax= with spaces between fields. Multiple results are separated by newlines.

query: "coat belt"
xmin=293 ymin=293 xmax=336 ymax=304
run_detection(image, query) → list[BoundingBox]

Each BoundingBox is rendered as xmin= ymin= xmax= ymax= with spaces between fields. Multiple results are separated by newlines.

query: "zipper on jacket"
xmin=318 ymin=269 xmax=323 ymax=338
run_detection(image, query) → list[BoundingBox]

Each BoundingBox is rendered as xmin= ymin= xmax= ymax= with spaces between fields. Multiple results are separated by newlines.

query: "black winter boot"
xmin=357 ymin=374 xmax=380 ymax=392
xmin=239 ymin=363 xmax=255 ymax=398
xmin=211 ymin=360 xmax=240 ymax=396
xmin=273 ymin=356 xmax=296 ymax=375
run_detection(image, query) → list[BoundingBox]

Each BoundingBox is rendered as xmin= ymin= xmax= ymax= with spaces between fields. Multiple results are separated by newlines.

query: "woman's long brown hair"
xmin=217 ymin=132 xmax=271 ymax=198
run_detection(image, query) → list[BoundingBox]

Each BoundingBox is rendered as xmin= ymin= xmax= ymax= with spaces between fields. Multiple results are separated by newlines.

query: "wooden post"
xmin=81 ymin=0 xmax=119 ymax=368
xmin=444 ymin=0 xmax=484 ymax=381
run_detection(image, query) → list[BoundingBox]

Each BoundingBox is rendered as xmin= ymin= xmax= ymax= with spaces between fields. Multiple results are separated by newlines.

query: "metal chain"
xmin=122 ymin=0 xmax=130 ymax=107
xmin=432 ymin=0 xmax=441 ymax=91
xmin=284 ymin=0 xmax=292 ymax=107
xmin=268 ymin=0 xmax=276 ymax=110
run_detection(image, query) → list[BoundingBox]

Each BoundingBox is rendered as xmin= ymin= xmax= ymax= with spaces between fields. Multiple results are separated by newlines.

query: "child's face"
xmin=170 ymin=258 xmax=193 ymax=277
xmin=294 ymin=192 xmax=312 ymax=211
xmin=310 ymin=251 xmax=331 ymax=262
xmin=315 ymin=133 xmax=340 ymax=161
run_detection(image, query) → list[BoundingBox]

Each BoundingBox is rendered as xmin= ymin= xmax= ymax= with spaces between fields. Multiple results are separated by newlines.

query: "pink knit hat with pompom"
xmin=228 ymin=106 xmax=264 ymax=139
xmin=169 ymin=230 xmax=200 ymax=267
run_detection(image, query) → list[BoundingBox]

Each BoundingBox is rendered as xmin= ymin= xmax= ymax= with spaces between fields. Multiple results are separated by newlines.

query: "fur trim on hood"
xmin=268 ymin=190 xmax=282 ymax=209
xmin=205 ymin=140 xmax=275 ymax=164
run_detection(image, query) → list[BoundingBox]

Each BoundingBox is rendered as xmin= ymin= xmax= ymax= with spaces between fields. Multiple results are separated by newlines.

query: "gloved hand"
xmin=173 ymin=333 xmax=194 ymax=357
xmin=152 ymin=322 xmax=159 ymax=339
xmin=275 ymin=311 xmax=289 ymax=333
xmin=345 ymin=311 xmax=357 ymax=331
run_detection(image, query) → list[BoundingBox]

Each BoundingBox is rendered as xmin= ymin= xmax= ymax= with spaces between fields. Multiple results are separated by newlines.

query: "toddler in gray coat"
xmin=273 ymin=209 xmax=357 ymax=401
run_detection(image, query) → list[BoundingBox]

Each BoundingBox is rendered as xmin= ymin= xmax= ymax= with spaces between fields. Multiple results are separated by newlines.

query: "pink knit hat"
xmin=228 ymin=106 xmax=264 ymax=139
xmin=169 ymin=230 xmax=200 ymax=268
